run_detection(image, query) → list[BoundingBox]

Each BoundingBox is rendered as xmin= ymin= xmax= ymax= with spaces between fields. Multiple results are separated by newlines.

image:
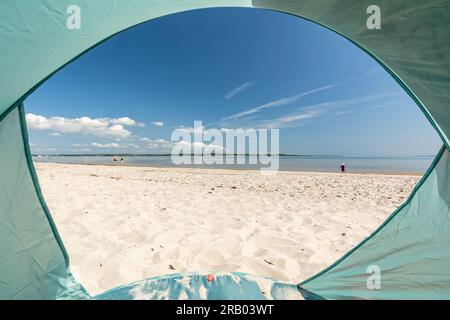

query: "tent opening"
xmin=17 ymin=6 xmax=443 ymax=298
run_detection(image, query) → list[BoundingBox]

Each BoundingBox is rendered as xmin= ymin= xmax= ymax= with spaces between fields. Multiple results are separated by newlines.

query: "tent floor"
xmin=93 ymin=272 xmax=305 ymax=300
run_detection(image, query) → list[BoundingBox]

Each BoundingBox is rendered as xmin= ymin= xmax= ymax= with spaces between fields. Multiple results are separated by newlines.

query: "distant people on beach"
xmin=113 ymin=156 xmax=124 ymax=163
xmin=339 ymin=163 xmax=346 ymax=173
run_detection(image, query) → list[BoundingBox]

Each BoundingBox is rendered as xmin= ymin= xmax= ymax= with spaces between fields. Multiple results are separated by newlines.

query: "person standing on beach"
xmin=339 ymin=163 xmax=346 ymax=173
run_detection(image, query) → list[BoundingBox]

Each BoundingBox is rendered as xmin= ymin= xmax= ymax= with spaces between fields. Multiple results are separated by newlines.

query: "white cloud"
xmin=110 ymin=117 xmax=145 ymax=127
xmin=25 ymin=113 xmax=145 ymax=140
xmin=175 ymin=125 xmax=205 ymax=134
xmin=33 ymin=147 xmax=57 ymax=152
xmin=71 ymin=148 xmax=91 ymax=152
xmin=91 ymin=142 xmax=122 ymax=148
xmin=145 ymin=138 xmax=173 ymax=150
xmin=151 ymin=121 xmax=164 ymax=127
xmin=49 ymin=132 xmax=61 ymax=137
xmin=176 ymin=141 xmax=208 ymax=148
xmin=225 ymin=81 xmax=255 ymax=100
xmin=138 ymin=137 xmax=173 ymax=150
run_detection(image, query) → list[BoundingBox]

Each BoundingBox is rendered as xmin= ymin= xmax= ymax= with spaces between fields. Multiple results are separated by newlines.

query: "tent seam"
xmin=17 ymin=103 xmax=70 ymax=268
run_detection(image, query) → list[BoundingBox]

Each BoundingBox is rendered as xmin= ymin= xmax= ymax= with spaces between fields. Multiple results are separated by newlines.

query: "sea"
xmin=32 ymin=154 xmax=436 ymax=174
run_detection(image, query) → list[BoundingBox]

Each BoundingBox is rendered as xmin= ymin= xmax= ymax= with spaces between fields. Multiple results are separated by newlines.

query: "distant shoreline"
xmin=32 ymin=154 xmax=437 ymax=159
xmin=33 ymin=160 xmax=423 ymax=176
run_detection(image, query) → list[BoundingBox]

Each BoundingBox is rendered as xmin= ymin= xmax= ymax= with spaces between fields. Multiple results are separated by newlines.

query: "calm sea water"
xmin=32 ymin=155 xmax=435 ymax=174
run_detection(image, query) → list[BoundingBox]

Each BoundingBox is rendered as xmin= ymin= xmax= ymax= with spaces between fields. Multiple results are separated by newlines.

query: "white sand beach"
xmin=35 ymin=162 xmax=420 ymax=295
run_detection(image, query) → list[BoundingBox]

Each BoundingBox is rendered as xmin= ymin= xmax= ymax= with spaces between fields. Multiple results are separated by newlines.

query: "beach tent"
xmin=1 ymin=0 xmax=450 ymax=300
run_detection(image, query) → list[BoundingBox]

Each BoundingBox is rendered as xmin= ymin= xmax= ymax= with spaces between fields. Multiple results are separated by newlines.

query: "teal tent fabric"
xmin=0 ymin=0 xmax=449 ymax=299
xmin=0 ymin=105 xmax=89 ymax=299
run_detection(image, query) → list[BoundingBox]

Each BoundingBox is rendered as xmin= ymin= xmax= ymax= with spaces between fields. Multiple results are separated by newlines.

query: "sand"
xmin=34 ymin=162 xmax=420 ymax=296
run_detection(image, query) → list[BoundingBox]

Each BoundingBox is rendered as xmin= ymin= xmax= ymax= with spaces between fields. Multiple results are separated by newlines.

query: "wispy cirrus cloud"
xmin=252 ymin=92 xmax=401 ymax=128
xmin=26 ymin=113 xmax=145 ymax=140
xmin=217 ymin=82 xmax=340 ymax=125
xmin=259 ymin=109 xmax=324 ymax=128
xmin=224 ymin=81 xmax=255 ymax=100
xmin=333 ymin=110 xmax=352 ymax=116
xmin=214 ymin=71 xmax=389 ymax=127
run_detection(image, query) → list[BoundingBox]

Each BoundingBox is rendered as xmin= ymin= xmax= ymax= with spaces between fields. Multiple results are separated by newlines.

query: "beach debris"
xmin=231 ymin=186 xmax=237 ymax=189
xmin=110 ymin=176 xmax=121 ymax=180
xmin=263 ymin=259 xmax=274 ymax=266
xmin=168 ymin=264 xmax=176 ymax=270
xmin=341 ymin=232 xmax=346 ymax=236
xmin=207 ymin=274 xmax=214 ymax=282
xmin=160 ymin=207 xmax=167 ymax=212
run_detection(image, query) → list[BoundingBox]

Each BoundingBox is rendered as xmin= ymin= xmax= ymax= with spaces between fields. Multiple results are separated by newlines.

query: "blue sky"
xmin=26 ymin=8 xmax=441 ymax=156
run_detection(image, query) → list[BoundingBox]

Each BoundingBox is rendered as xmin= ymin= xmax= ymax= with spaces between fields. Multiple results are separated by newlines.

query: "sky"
xmin=25 ymin=8 xmax=441 ymax=157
